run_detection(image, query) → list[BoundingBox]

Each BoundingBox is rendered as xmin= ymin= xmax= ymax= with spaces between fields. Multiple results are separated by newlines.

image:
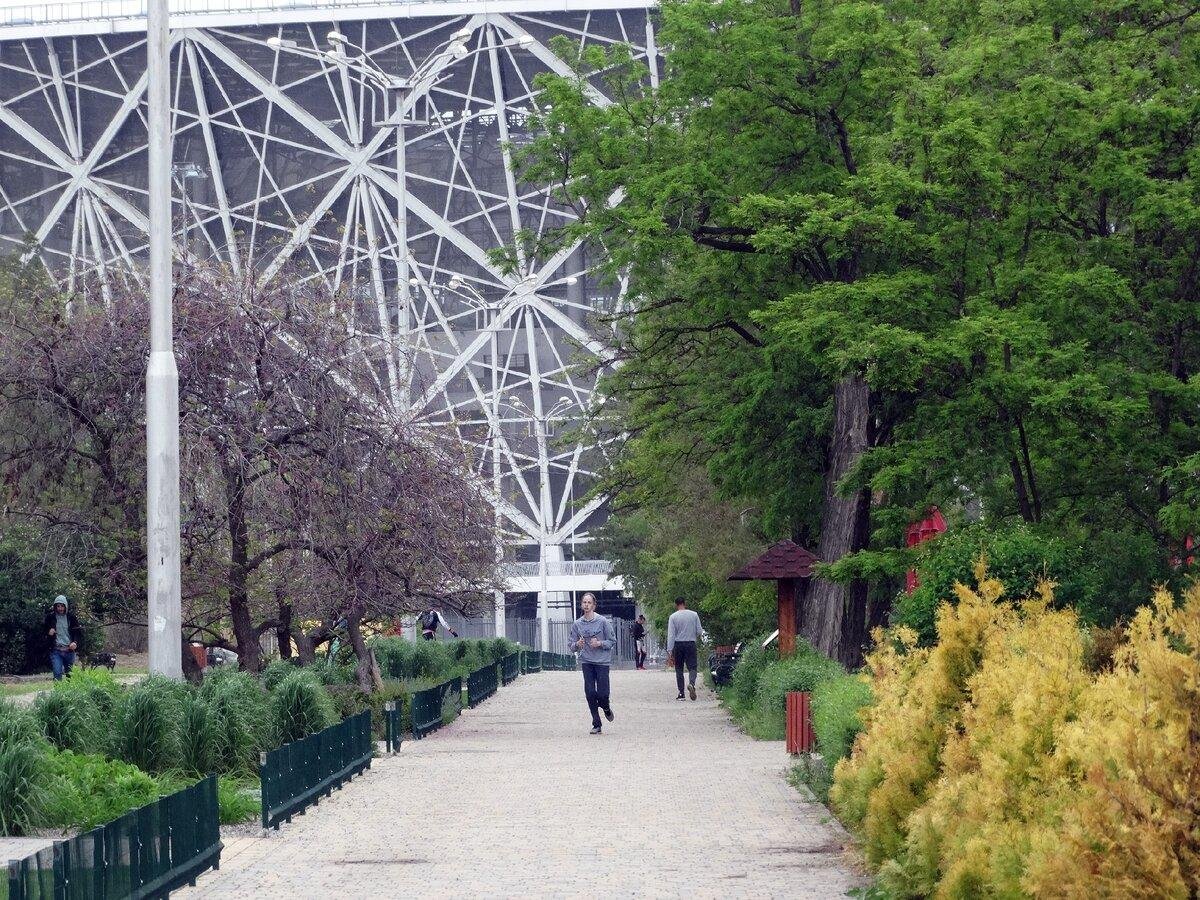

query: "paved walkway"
xmin=180 ymin=670 xmax=865 ymax=899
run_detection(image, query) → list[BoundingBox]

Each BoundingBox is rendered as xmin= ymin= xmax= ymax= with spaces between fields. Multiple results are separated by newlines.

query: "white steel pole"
xmin=146 ymin=0 xmax=182 ymax=679
xmin=395 ymin=95 xmax=411 ymax=412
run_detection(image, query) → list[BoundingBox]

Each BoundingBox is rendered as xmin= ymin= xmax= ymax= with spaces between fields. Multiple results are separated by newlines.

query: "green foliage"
xmin=893 ymin=522 xmax=1101 ymax=644
xmin=0 ymin=740 xmax=46 ymax=836
xmin=260 ymin=658 xmax=300 ymax=692
xmin=312 ymin=659 xmax=355 ymax=686
xmin=0 ymin=701 xmax=48 ymax=837
xmin=177 ymin=693 xmax=217 ymax=776
xmin=113 ymin=677 xmax=180 ymax=773
xmin=812 ymin=673 xmax=873 ymax=765
xmin=41 ymin=750 xmax=160 ymax=832
xmin=0 ymin=700 xmax=43 ymax=749
xmin=0 ymin=527 xmax=92 ymax=675
xmin=34 ymin=686 xmax=99 ymax=754
xmin=372 ymin=636 xmax=506 ymax=682
xmin=216 ymin=776 xmax=261 ymax=825
xmin=727 ymin=635 xmax=776 ymax=710
xmin=271 ymin=670 xmax=337 ymax=746
xmin=200 ymin=668 xmax=272 ymax=774
xmin=754 ymin=647 xmax=843 ymax=719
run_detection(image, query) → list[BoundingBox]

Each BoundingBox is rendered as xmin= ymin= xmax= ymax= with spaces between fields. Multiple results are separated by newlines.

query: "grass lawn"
xmin=0 ymin=669 xmax=148 ymax=697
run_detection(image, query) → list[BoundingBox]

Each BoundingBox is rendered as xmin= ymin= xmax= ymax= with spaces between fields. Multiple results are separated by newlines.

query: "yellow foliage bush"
xmin=831 ymin=564 xmax=1200 ymax=897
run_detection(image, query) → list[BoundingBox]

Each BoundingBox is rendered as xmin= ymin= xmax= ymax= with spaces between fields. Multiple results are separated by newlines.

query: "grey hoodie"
xmin=568 ymin=614 xmax=615 ymax=666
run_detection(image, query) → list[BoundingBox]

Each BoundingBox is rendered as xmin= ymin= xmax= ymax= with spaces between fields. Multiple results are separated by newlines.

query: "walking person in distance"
xmin=419 ymin=607 xmax=458 ymax=641
xmin=44 ymin=595 xmax=83 ymax=681
xmin=568 ymin=592 xmax=615 ymax=734
xmin=632 ymin=614 xmax=648 ymax=669
xmin=666 ymin=597 xmax=703 ymax=701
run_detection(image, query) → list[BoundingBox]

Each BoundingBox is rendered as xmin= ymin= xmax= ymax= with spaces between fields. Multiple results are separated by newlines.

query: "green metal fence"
xmin=501 ymin=651 xmax=520 ymax=685
xmin=411 ymin=675 xmax=462 ymax=739
xmin=6 ymin=775 xmax=221 ymax=900
xmin=521 ymin=649 xmax=542 ymax=674
xmin=260 ymin=710 xmax=373 ymax=830
xmin=466 ymin=663 xmax=499 ymax=708
xmin=383 ymin=700 xmax=402 ymax=754
xmin=541 ymin=652 xmax=577 ymax=670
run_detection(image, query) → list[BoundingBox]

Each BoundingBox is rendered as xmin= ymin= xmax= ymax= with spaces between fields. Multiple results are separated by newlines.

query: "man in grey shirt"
xmin=568 ymin=592 xmax=615 ymax=734
xmin=666 ymin=597 xmax=704 ymax=701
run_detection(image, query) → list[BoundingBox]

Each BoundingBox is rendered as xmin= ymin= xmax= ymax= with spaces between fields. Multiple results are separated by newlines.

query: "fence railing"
xmin=501 ymin=651 xmax=520 ymax=685
xmin=383 ymin=700 xmax=402 ymax=754
xmin=410 ymin=675 xmax=462 ymax=739
xmin=466 ymin=663 xmax=499 ymax=708
xmin=540 ymin=651 xmax=577 ymax=671
xmin=260 ymin=710 xmax=372 ymax=830
xmin=6 ymin=775 xmax=221 ymax=900
xmin=521 ymin=649 xmax=542 ymax=674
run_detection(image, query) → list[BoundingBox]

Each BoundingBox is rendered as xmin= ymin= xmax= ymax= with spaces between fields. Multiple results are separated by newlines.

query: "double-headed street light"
xmin=503 ymin=393 xmax=575 ymax=650
xmin=267 ymin=27 xmax=534 ymax=411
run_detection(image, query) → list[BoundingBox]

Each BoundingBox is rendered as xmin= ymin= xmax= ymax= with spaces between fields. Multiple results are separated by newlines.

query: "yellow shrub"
xmin=1025 ymin=586 xmax=1200 ymax=897
xmin=834 ymin=568 xmax=1200 ymax=898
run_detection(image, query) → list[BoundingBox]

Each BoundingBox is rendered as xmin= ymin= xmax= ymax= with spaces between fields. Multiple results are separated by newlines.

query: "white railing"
xmin=503 ymin=559 xmax=614 ymax=579
xmin=0 ymin=0 xmax=449 ymax=28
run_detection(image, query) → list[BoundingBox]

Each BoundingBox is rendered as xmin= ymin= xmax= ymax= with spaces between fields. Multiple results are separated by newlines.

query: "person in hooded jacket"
xmin=43 ymin=594 xmax=83 ymax=680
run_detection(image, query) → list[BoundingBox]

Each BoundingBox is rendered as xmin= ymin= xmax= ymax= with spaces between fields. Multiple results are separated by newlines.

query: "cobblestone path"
xmin=179 ymin=669 xmax=865 ymax=899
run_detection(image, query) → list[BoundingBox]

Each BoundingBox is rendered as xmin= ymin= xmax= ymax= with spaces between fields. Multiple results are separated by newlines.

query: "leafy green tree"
xmin=512 ymin=0 xmax=1200 ymax=664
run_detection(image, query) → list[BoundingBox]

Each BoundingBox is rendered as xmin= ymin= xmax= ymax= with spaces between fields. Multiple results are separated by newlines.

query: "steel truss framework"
xmin=0 ymin=2 xmax=657 ymax=569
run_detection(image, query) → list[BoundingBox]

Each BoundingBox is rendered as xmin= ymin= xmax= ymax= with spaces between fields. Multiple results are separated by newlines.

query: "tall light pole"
xmin=506 ymin=394 xmax=574 ymax=650
xmin=146 ymin=0 xmax=182 ymax=679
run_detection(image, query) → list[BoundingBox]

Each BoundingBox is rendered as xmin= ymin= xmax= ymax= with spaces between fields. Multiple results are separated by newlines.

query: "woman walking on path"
xmin=568 ymin=593 xmax=615 ymax=734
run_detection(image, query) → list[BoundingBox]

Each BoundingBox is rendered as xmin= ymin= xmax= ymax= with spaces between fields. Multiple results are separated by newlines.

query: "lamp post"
xmin=441 ymin=273 xmax=575 ymax=639
xmin=505 ymin=393 xmax=573 ymax=650
xmin=146 ymin=0 xmax=181 ymax=679
xmin=267 ymin=27 xmax=534 ymax=412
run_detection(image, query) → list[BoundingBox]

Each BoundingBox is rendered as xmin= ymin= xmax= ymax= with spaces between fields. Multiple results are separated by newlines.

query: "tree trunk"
xmin=276 ymin=600 xmax=293 ymax=660
xmin=345 ymin=613 xmax=383 ymax=693
xmin=802 ymin=373 xmax=872 ymax=668
xmin=225 ymin=466 xmax=262 ymax=673
xmin=292 ymin=628 xmax=317 ymax=665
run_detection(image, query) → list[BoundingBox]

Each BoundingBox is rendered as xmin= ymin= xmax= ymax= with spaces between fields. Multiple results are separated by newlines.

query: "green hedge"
xmin=811 ymin=673 xmax=872 ymax=765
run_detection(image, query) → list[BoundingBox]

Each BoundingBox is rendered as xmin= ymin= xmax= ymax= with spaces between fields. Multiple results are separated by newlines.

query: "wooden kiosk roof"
xmin=727 ymin=540 xmax=817 ymax=581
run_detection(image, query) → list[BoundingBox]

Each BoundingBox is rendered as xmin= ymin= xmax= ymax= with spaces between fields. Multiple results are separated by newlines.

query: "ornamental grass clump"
xmin=177 ymin=693 xmax=218 ymax=776
xmin=201 ymin=668 xmax=272 ymax=773
xmin=272 ymin=670 xmax=337 ymax=746
xmin=0 ymin=700 xmax=48 ymax=837
xmin=113 ymin=677 xmax=181 ymax=773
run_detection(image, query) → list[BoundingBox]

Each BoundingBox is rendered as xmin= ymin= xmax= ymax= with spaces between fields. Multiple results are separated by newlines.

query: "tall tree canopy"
xmin=516 ymin=0 xmax=1200 ymax=664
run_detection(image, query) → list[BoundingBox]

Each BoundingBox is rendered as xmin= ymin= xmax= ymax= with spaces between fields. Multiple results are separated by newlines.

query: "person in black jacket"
xmin=632 ymin=614 xmax=648 ymax=670
xmin=43 ymin=595 xmax=83 ymax=680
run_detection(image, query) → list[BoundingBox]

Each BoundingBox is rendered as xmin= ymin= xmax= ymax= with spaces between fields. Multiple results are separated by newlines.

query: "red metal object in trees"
xmin=786 ymin=691 xmax=814 ymax=754
xmin=905 ymin=507 xmax=947 ymax=594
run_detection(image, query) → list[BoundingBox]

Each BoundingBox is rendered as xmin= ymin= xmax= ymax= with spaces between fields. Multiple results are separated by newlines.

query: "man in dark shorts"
xmin=666 ymin=597 xmax=703 ymax=700
xmin=632 ymin=614 xmax=648 ymax=669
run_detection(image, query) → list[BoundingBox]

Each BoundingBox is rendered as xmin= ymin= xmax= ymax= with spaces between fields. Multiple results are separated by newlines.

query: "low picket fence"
xmin=410 ymin=675 xmax=463 ymax=739
xmin=466 ymin=663 xmax=499 ymax=708
xmin=6 ymin=775 xmax=221 ymax=900
xmin=259 ymin=710 xmax=373 ymax=830
xmin=501 ymin=651 xmax=521 ymax=685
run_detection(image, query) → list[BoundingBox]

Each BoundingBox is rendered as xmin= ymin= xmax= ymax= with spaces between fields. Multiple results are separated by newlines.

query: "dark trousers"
xmin=581 ymin=662 xmax=611 ymax=728
xmin=674 ymin=641 xmax=698 ymax=695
